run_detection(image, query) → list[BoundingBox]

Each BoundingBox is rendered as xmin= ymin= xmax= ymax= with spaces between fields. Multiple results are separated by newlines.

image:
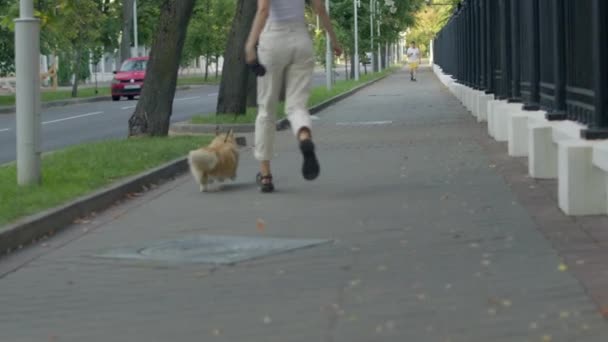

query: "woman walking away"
xmin=245 ymin=0 xmax=342 ymax=193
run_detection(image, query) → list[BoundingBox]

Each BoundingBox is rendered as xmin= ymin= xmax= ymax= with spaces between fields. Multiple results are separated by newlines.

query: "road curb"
xmin=0 ymin=71 xmax=393 ymax=256
xmin=0 ymin=85 xmax=205 ymax=115
xmin=168 ymin=72 xmax=391 ymax=135
xmin=0 ymin=157 xmax=188 ymax=256
xmin=278 ymin=72 xmax=390 ymax=129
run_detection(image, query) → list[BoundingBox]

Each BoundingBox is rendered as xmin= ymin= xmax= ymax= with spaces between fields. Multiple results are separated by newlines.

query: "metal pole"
xmin=485 ymin=0 xmax=493 ymax=94
xmin=354 ymin=0 xmax=360 ymax=81
xmin=377 ymin=19 xmax=381 ymax=71
xmin=15 ymin=0 xmax=41 ymax=185
xmin=583 ymin=0 xmax=608 ymax=138
xmin=133 ymin=0 xmax=139 ymax=56
xmin=325 ymin=0 xmax=332 ymax=90
xmin=546 ymin=0 xmax=567 ymax=120
xmin=509 ymin=0 xmax=521 ymax=102
xmin=370 ymin=0 xmax=375 ymax=72
xmin=523 ymin=0 xmax=540 ymax=110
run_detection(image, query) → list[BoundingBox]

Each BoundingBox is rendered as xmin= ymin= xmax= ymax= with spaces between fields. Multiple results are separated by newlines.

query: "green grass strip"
xmin=0 ymin=76 xmax=219 ymax=107
xmin=0 ymin=136 xmax=211 ymax=227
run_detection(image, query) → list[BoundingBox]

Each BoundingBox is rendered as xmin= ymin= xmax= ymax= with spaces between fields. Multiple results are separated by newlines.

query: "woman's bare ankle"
xmin=298 ymin=128 xmax=312 ymax=141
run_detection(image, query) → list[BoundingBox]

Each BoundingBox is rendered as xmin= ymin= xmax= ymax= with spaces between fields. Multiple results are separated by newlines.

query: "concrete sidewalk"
xmin=1 ymin=68 xmax=607 ymax=341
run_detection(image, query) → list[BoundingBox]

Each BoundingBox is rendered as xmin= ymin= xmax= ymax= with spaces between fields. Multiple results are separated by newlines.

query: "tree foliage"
xmin=183 ymin=0 xmax=234 ymax=71
xmin=0 ymin=0 xmax=14 ymax=77
xmin=312 ymin=0 xmax=424 ymax=66
xmin=408 ymin=0 xmax=460 ymax=56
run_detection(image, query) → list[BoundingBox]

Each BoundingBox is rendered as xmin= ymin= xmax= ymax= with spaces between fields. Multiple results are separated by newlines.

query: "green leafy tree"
xmin=182 ymin=0 xmax=234 ymax=79
xmin=408 ymin=0 xmax=460 ymax=57
xmin=50 ymin=0 xmax=104 ymax=97
xmin=0 ymin=20 xmax=13 ymax=77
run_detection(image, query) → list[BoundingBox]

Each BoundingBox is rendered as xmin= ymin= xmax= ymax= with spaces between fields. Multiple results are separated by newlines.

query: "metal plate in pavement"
xmin=95 ymin=235 xmax=332 ymax=265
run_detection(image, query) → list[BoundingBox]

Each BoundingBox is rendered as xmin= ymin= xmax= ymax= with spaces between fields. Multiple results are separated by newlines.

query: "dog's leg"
xmin=200 ymin=173 xmax=209 ymax=192
xmin=190 ymin=162 xmax=206 ymax=192
xmin=232 ymin=154 xmax=240 ymax=180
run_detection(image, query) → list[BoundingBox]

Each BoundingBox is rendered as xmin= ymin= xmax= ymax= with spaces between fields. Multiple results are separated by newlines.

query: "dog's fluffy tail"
xmin=188 ymin=149 xmax=218 ymax=172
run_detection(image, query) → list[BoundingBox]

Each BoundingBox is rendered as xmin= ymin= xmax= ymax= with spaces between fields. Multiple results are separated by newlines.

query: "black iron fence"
xmin=433 ymin=0 xmax=608 ymax=139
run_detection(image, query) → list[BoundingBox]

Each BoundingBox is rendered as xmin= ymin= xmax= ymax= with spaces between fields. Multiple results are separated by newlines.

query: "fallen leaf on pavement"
xmin=256 ymin=218 xmax=266 ymax=232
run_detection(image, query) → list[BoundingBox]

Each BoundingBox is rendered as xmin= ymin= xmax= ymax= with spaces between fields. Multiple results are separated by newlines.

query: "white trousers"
xmin=254 ymin=21 xmax=314 ymax=161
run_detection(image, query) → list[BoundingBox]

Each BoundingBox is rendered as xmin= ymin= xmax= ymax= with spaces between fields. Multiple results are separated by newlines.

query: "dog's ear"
xmin=224 ymin=129 xmax=233 ymax=143
xmin=228 ymin=128 xmax=234 ymax=138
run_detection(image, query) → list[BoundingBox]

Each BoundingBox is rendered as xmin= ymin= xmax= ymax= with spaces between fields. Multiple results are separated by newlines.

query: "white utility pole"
xmin=15 ymin=0 xmax=41 ymax=185
xmin=354 ymin=0 xmax=360 ymax=81
xmin=370 ymin=0 xmax=374 ymax=72
xmin=429 ymin=39 xmax=434 ymax=65
xmin=325 ymin=0 xmax=332 ymax=90
xmin=377 ymin=19 xmax=382 ymax=71
xmin=133 ymin=0 xmax=139 ymax=56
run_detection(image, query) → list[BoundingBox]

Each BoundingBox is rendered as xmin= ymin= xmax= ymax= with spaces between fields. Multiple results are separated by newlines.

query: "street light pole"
xmin=354 ymin=0 xmax=360 ymax=81
xmin=133 ymin=0 xmax=139 ymax=56
xmin=370 ymin=0 xmax=374 ymax=72
xmin=325 ymin=0 xmax=332 ymax=90
xmin=15 ymin=0 xmax=41 ymax=185
xmin=377 ymin=18 xmax=382 ymax=71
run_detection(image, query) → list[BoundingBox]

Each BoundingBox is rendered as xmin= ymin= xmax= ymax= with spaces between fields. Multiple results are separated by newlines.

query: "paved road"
xmin=0 ymin=70 xmax=344 ymax=164
xmin=1 ymin=68 xmax=606 ymax=341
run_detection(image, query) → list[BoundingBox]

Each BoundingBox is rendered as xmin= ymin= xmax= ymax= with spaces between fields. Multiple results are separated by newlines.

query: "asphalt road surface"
xmin=0 ymin=70 xmax=345 ymax=164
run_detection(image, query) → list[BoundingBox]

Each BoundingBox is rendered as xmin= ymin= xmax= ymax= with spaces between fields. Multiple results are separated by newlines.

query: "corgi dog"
xmin=187 ymin=130 xmax=239 ymax=192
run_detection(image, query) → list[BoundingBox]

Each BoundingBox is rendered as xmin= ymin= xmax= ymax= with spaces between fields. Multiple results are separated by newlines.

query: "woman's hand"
xmin=245 ymin=43 xmax=257 ymax=64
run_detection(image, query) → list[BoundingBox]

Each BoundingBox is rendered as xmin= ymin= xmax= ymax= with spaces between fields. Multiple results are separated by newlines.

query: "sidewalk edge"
xmin=0 ymin=71 xmax=393 ymax=256
xmin=0 ymin=157 xmax=187 ymax=255
xmin=277 ymin=72 xmax=391 ymax=129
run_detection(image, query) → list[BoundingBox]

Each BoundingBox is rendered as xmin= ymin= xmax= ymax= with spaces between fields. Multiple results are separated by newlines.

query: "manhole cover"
xmin=95 ymin=235 xmax=332 ymax=265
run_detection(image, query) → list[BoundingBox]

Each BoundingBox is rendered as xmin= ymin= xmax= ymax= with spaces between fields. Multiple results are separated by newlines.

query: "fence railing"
xmin=433 ymin=0 xmax=608 ymax=140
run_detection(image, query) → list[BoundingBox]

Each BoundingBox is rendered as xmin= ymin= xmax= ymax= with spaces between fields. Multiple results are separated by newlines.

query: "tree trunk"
xmin=204 ymin=55 xmax=209 ymax=81
xmin=71 ymin=49 xmax=82 ymax=98
xmin=216 ymin=0 xmax=257 ymax=115
xmin=363 ymin=62 xmax=367 ymax=75
xmin=120 ymin=0 xmax=134 ymax=64
xmin=128 ymin=0 xmax=197 ymax=137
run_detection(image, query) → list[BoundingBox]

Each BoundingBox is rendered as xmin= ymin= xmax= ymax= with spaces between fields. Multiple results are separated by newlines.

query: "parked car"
xmin=111 ymin=56 xmax=148 ymax=101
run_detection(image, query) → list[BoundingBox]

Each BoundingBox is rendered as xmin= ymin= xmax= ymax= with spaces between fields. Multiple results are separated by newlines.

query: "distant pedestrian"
xmin=245 ymin=0 xmax=342 ymax=193
xmin=406 ymin=42 xmax=420 ymax=82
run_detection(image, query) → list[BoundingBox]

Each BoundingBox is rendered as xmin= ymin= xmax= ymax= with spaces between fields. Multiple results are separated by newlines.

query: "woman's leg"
xmin=285 ymin=32 xmax=319 ymax=180
xmin=255 ymin=29 xmax=289 ymax=190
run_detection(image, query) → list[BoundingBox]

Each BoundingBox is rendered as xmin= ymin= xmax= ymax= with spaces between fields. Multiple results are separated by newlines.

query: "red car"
xmin=111 ymin=56 xmax=148 ymax=101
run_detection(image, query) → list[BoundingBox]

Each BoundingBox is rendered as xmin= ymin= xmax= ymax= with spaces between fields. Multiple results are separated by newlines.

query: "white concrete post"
xmin=15 ymin=0 xmax=41 ymax=185
xmin=429 ymin=39 xmax=434 ymax=65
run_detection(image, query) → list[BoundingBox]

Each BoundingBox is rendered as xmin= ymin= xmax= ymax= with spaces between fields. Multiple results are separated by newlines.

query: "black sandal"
xmin=256 ymin=172 xmax=275 ymax=193
xmin=299 ymin=139 xmax=320 ymax=181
